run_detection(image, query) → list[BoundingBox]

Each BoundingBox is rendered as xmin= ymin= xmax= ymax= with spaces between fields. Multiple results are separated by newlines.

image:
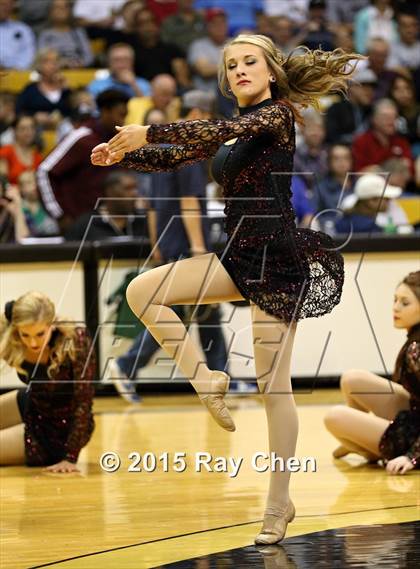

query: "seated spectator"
xmin=0 ymin=92 xmax=16 ymax=146
xmin=64 ymin=170 xmax=148 ymax=241
xmin=263 ymin=0 xmax=309 ymax=25
xmin=335 ymin=173 xmax=402 ymax=234
xmin=352 ymin=98 xmax=414 ymax=174
xmin=333 ymin=25 xmax=356 ymax=53
xmin=88 ymin=43 xmax=150 ymax=99
xmin=0 ymin=176 xmax=29 ymax=243
xmin=143 ymin=107 xmax=166 ymax=125
xmin=0 ymin=0 xmax=36 ymax=69
xmin=290 ymin=176 xmax=315 ymax=228
xmin=37 ymin=89 xmax=129 ymax=232
xmin=18 ymin=0 xmax=52 ymax=34
xmin=188 ymin=8 xmax=228 ymax=93
xmin=271 ymin=15 xmax=306 ymax=55
xmin=194 ymin=0 xmax=262 ymax=35
xmin=160 ymin=0 xmax=206 ymax=52
xmin=326 ymin=68 xmax=376 ymax=144
xmin=326 ymin=0 xmax=369 ymax=30
xmin=56 ymin=89 xmax=97 ymax=141
xmin=294 ymin=110 xmax=329 ymax=194
xmin=381 ymin=157 xmax=411 ymax=192
xmin=131 ymin=7 xmax=190 ymax=87
xmin=364 ymin=37 xmax=397 ymax=100
xmin=16 ymin=48 xmax=72 ymax=130
xmin=353 ymin=0 xmax=397 ymax=54
xmin=119 ymin=0 xmax=145 ymax=34
xmin=73 ymin=0 xmax=127 ymax=31
xmin=314 ymin=144 xmax=354 ymax=227
xmin=18 ymin=171 xmax=59 ymax=237
xmin=389 ymin=75 xmax=420 ymax=153
xmin=125 ymin=73 xmax=179 ymax=125
xmin=301 ymin=0 xmax=335 ymax=52
xmin=38 ymin=0 xmax=94 ymax=69
xmin=388 ymin=11 xmax=420 ymax=72
xmin=255 ymin=10 xmax=273 ymax=37
xmin=0 ymin=116 xmax=43 ymax=185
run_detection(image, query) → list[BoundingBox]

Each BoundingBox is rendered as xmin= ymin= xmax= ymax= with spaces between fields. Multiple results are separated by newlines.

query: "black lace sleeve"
xmin=146 ymin=102 xmax=294 ymax=147
xmin=119 ymin=142 xmax=219 ymax=173
xmin=63 ymin=327 xmax=96 ymax=463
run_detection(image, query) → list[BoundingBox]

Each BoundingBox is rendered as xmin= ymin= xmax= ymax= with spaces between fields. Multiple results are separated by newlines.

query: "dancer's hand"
xmin=91 ymin=143 xmax=124 ymax=166
xmin=386 ymin=455 xmax=414 ymax=475
xmin=108 ymin=124 xmax=149 ymax=155
xmin=43 ymin=460 xmax=80 ymax=473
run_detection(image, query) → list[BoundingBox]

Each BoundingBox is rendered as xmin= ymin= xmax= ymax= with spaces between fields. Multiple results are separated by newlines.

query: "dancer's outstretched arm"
xmin=107 ymin=102 xmax=294 ymax=156
xmin=91 ymin=140 xmax=219 ymax=172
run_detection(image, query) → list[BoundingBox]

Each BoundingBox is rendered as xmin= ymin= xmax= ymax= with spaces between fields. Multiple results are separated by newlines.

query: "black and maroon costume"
xmin=120 ymin=98 xmax=344 ymax=323
xmin=379 ymin=323 xmax=420 ymax=468
xmin=17 ymin=327 xmax=95 ymax=466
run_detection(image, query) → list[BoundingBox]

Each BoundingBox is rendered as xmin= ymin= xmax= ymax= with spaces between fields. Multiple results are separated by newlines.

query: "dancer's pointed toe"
xmin=199 ymin=371 xmax=236 ymax=432
xmin=254 ymin=501 xmax=295 ymax=545
xmin=332 ymin=444 xmax=350 ymax=459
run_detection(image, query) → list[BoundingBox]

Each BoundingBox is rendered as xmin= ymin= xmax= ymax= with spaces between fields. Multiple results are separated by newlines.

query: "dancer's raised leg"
xmin=250 ymin=302 xmax=298 ymax=544
xmin=125 ymin=253 xmax=244 ymax=429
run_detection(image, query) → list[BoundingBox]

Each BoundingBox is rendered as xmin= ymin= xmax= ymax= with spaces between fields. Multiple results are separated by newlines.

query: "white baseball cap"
xmin=341 ymin=174 xmax=402 ymax=210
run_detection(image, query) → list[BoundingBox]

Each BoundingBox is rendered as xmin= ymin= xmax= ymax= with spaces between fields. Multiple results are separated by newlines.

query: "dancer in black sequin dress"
xmin=0 ymin=292 xmax=95 ymax=472
xmin=325 ymin=271 xmax=420 ymax=474
xmin=92 ymin=34 xmax=363 ymax=543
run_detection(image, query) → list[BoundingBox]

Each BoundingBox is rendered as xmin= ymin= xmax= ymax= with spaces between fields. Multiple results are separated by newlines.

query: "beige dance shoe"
xmin=199 ymin=370 xmax=236 ymax=432
xmin=254 ymin=500 xmax=296 ymax=545
xmin=332 ymin=445 xmax=350 ymax=458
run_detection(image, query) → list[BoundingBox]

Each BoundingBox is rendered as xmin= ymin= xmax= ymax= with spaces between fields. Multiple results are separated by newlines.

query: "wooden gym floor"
xmin=1 ymin=389 xmax=418 ymax=568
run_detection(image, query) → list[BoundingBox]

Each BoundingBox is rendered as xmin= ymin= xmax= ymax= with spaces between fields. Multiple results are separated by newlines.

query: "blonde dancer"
xmin=92 ymin=35 xmax=363 ymax=543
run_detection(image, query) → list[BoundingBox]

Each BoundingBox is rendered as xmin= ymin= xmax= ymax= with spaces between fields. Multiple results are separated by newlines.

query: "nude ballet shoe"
xmin=199 ymin=370 xmax=236 ymax=432
xmin=332 ymin=445 xmax=350 ymax=458
xmin=254 ymin=501 xmax=296 ymax=545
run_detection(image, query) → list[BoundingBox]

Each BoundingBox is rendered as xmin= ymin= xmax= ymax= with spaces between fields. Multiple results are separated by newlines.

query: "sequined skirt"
xmin=215 ymin=226 xmax=344 ymax=322
xmin=378 ymin=409 xmax=420 ymax=467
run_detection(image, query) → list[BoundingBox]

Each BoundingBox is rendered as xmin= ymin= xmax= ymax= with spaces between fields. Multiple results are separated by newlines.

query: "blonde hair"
xmin=0 ymin=291 xmax=78 ymax=378
xmin=34 ymin=48 xmax=61 ymax=71
xmin=218 ymin=34 xmax=365 ymax=122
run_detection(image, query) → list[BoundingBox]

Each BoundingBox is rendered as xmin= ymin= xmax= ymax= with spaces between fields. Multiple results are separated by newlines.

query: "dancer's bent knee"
xmin=126 ymin=273 xmax=163 ymax=319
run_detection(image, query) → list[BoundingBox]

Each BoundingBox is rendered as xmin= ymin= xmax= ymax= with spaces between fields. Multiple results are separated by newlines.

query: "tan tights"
xmin=0 ymin=390 xmax=25 ymax=465
xmin=324 ymin=369 xmax=411 ymax=459
xmin=126 ymin=252 xmax=298 ymax=514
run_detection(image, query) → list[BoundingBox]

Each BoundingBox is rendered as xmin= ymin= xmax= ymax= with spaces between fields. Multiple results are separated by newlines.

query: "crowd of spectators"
xmin=0 ymin=0 xmax=419 ymax=245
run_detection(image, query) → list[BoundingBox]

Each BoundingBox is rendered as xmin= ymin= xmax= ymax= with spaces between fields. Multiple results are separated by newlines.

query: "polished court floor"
xmin=1 ymin=389 xmax=419 ymax=568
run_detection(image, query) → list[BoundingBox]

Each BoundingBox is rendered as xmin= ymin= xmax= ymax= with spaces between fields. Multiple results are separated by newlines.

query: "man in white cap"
xmin=335 ymin=173 xmax=403 ymax=234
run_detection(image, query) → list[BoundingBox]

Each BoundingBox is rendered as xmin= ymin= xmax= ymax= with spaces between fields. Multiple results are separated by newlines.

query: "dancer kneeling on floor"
xmin=0 ymin=291 xmax=96 ymax=472
xmin=324 ymin=271 xmax=420 ymax=475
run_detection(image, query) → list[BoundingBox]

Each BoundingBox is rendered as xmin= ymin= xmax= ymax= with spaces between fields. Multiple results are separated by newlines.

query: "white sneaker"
xmin=107 ymin=360 xmax=140 ymax=404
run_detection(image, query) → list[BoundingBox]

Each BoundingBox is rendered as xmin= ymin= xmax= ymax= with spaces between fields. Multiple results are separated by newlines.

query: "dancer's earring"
xmin=269 ymin=76 xmax=276 ymax=83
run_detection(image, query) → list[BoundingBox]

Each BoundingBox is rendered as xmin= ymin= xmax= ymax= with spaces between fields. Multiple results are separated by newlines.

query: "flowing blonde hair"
xmin=0 ymin=291 xmax=78 ymax=378
xmin=218 ymin=34 xmax=366 ymax=122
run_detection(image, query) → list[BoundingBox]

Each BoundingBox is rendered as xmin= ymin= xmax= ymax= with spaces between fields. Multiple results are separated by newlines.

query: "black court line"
xmin=29 ymin=504 xmax=417 ymax=568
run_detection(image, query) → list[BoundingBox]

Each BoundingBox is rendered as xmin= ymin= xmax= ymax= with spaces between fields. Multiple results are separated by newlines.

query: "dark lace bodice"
xmin=18 ymin=327 xmax=96 ymax=465
xmin=120 ymin=98 xmax=344 ymax=323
